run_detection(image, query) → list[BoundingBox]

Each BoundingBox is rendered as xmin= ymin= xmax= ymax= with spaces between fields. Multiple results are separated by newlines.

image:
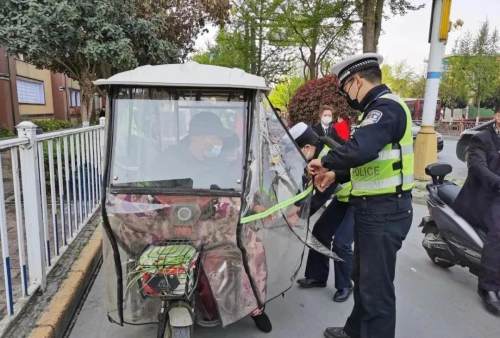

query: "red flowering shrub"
xmin=288 ymin=75 xmax=352 ymax=125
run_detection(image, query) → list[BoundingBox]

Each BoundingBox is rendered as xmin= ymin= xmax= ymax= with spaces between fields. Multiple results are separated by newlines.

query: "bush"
xmin=0 ymin=128 xmax=15 ymax=139
xmin=288 ymin=74 xmax=352 ymax=125
xmin=35 ymin=119 xmax=75 ymax=132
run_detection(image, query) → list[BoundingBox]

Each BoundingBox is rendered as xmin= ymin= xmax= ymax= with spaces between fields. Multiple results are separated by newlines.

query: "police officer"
xmin=308 ymin=53 xmax=414 ymax=338
xmin=289 ymin=122 xmax=355 ymax=302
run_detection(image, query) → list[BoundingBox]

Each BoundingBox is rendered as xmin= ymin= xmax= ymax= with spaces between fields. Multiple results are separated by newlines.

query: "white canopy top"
xmin=94 ymin=62 xmax=269 ymax=90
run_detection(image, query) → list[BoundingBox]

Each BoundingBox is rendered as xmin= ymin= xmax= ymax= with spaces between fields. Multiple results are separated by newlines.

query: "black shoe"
xmin=333 ymin=288 xmax=352 ymax=302
xmin=251 ymin=312 xmax=272 ymax=333
xmin=324 ymin=327 xmax=351 ymax=338
xmin=296 ymin=278 xmax=327 ymax=288
xmin=478 ymin=288 xmax=500 ymax=315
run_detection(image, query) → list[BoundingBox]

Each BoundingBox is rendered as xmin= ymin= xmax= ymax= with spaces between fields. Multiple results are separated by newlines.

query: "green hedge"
xmin=0 ymin=128 xmax=15 ymax=139
xmin=35 ymin=119 xmax=76 ymax=132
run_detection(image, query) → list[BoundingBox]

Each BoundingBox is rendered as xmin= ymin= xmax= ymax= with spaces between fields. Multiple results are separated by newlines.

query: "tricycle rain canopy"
xmin=96 ymin=64 xmax=336 ymax=330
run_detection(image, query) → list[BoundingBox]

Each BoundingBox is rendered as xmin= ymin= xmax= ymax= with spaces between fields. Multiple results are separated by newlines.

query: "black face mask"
xmin=346 ymin=96 xmax=363 ymax=111
xmin=343 ymin=79 xmax=363 ymax=111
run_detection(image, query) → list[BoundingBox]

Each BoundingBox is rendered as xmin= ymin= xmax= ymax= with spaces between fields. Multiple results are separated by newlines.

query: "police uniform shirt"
xmin=321 ymin=84 xmax=407 ymax=171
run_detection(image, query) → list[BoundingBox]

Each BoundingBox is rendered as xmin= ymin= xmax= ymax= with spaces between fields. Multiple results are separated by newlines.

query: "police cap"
xmin=332 ymin=53 xmax=383 ymax=88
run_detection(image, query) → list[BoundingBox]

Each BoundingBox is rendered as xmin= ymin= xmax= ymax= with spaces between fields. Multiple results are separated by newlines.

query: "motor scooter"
xmin=420 ymin=163 xmax=485 ymax=274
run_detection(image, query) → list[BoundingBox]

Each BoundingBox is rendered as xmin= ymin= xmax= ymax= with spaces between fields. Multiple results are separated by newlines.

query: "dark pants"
xmin=305 ymin=199 xmax=354 ymax=290
xmin=344 ymin=193 xmax=412 ymax=338
xmin=479 ymin=202 xmax=500 ymax=291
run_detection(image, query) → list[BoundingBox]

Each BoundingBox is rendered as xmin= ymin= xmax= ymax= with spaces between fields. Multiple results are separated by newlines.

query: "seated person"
xmin=162 ymin=112 xmax=241 ymax=190
xmin=453 ymin=104 xmax=500 ymax=315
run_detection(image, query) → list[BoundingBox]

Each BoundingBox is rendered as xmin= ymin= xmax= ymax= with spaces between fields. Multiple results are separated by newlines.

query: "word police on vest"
xmin=352 ymin=166 xmax=381 ymax=177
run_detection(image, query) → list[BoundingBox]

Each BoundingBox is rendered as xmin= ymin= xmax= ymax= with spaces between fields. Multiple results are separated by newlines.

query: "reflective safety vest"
xmin=350 ymin=93 xmax=414 ymax=197
xmin=317 ymin=145 xmax=352 ymax=203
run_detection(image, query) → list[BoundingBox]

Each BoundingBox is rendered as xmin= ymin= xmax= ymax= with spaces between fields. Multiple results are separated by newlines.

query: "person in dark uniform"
xmin=453 ymin=103 xmax=500 ymax=315
xmin=308 ymin=53 xmax=414 ymax=338
xmin=289 ymin=122 xmax=354 ymax=302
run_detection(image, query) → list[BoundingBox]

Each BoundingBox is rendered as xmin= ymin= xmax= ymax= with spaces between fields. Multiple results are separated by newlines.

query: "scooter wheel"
xmin=426 ymin=251 xmax=455 ymax=268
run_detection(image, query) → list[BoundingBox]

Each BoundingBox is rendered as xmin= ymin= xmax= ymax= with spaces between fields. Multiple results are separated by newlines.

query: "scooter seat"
xmin=437 ymin=183 xmax=461 ymax=206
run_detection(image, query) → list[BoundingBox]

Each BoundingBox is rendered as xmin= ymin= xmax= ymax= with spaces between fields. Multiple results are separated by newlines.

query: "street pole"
xmin=414 ymin=0 xmax=452 ymax=180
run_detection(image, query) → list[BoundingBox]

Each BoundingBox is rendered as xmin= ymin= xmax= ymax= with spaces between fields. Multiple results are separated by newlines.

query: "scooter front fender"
xmin=169 ymin=306 xmax=193 ymax=328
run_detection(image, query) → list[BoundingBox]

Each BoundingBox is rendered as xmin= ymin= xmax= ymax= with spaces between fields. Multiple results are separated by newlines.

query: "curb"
xmin=28 ymin=228 xmax=102 ymax=338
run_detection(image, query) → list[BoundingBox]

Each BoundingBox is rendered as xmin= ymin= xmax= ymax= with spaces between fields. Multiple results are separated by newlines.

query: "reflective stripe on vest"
xmin=336 ymin=181 xmax=352 ymax=203
xmin=317 ymin=145 xmax=352 ymax=202
xmin=318 ymin=145 xmax=331 ymax=159
xmin=350 ymin=93 xmax=415 ymax=197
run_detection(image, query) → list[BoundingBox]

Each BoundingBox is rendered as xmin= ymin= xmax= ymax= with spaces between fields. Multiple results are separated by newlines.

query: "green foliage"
xmin=35 ymin=119 xmax=75 ymax=132
xmin=272 ymin=0 xmax=355 ymax=80
xmin=288 ymin=75 xmax=351 ymax=125
xmin=441 ymin=20 xmax=499 ymax=111
xmin=0 ymin=0 xmax=230 ymax=120
xmin=268 ymin=77 xmax=305 ymax=112
xmin=440 ymin=56 xmax=469 ymax=109
xmin=381 ymin=62 xmax=425 ymax=98
xmin=193 ymin=29 xmax=249 ymax=70
xmin=193 ymin=0 xmax=295 ymax=84
xmin=0 ymin=129 xmax=15 ymax=139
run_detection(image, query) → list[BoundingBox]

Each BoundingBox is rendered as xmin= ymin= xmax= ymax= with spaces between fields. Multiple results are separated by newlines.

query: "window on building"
xmin=16 ymin=77 xmax=45 ymax=104
xmin=70 ymin=89 xmax=81 ymax=107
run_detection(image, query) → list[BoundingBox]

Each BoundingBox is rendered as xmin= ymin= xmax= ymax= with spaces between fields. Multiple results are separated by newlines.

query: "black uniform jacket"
xmin=453 ymin=125 xmax=500 ymax=230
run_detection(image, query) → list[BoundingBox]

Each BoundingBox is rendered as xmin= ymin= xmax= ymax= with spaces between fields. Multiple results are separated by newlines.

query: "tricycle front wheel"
xmin=166 ymin=325 xmax=192 ymax=338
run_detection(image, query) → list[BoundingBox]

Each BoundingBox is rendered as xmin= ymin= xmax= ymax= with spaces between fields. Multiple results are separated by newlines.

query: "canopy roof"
xmin=94 ymin=62 xmax=269 ymax=90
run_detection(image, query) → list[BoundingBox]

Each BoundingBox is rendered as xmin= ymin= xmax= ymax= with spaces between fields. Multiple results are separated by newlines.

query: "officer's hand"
xmin=308 ymin=159 xmax=327 ymax=175
xmin=314 ymin=171 xmax=336 ymax=192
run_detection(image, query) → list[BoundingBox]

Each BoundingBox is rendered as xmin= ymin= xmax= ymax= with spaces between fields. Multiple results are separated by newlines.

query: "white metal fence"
xmin=0 ymin=118 xmax=105 ymax=325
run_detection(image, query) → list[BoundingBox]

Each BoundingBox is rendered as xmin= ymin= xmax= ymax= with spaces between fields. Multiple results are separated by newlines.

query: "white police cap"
xmin=332 ymin=53 xmax=383 ymax=87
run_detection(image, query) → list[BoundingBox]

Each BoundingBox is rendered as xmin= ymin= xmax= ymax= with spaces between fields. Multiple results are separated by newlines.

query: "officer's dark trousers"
xmin=479 ymin=199 xmax=500 ymax=291
xmin=305 ymin=199 xmax=354 ymax=290
xmin=344 ymin=193 xmax=412 ymax=338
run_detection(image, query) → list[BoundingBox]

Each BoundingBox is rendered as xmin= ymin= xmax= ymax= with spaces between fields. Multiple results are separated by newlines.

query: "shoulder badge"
xmin=360 ymin=110 xmax=383 ymax=127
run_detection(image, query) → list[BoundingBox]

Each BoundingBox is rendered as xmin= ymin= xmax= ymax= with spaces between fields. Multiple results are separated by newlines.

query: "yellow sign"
xmin=439 ymin=0 xmax=452 ymax=41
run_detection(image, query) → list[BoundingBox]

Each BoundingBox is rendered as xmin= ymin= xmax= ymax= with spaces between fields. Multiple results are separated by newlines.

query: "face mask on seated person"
xmin=204 ymin=144 xmax=223 ymax=158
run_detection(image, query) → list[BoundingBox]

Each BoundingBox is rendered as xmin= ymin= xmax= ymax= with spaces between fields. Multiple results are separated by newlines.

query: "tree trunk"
xmin=79 ymin=78 xmax=94 ymax=126
xmin=250 ymin=18 xmax=257 ymax=74
xmin=373 ymin=0 xmax=384 ymax=48
xmin=362 ymin=0 xmax=382 ymax=52
xmin=475 ymin=98 xmax=480 ymax=126
xmin=256 ymin=0 xmax=264 ymax=75
xmin=308 ymin=49 xmax=317 ymax=80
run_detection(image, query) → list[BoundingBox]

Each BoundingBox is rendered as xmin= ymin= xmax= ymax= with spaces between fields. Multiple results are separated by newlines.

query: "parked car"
xmin=456 ymin=120 xmax=494 ymax=161
xmin=412 ymin=122 xmax=444 ymax=152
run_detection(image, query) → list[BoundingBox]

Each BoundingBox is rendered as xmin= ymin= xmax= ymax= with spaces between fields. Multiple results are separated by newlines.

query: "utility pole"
xmin=414 ymin=0 xmax=453 ymax=180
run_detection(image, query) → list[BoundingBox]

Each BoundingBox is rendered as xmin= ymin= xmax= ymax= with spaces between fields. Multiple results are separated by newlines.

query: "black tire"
xmin=165 ymin=325 xmax=192 ymax=338
xmin=426 ymin=250 xmax=455 ymax=268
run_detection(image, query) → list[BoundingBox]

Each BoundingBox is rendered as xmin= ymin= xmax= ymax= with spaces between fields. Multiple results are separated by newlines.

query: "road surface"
xmin=69 ymin=204 xmax=500 ymax=338
xmin=438 ymin=137 xmax=467 ymax=180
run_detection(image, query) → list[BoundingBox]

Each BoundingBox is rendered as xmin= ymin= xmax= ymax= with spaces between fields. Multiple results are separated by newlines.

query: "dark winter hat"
xmin=289 ymin=122 xmax=319 ymax=148
xmin=189 ymin=111 xmax=228 ymax=136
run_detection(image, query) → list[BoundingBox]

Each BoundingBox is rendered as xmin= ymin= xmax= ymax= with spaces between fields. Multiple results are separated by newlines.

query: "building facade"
xmin=0 ymin=47 xmax=82 ymax=131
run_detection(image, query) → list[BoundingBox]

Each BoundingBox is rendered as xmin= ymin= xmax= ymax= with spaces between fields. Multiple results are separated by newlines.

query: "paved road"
xmin=69 ymin=204 xmax=500 ymax=338
xmin=438 ymin=137 xmax=467 ymax=180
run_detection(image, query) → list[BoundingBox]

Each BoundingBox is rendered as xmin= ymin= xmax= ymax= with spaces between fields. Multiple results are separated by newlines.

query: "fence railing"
xmin=413 ymin=119 xmax=487 ymax=137
xmin=0 ymin=118 xmax=105 ymax=327
xmin=435 ymin=120 xmax=478 ymax=136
